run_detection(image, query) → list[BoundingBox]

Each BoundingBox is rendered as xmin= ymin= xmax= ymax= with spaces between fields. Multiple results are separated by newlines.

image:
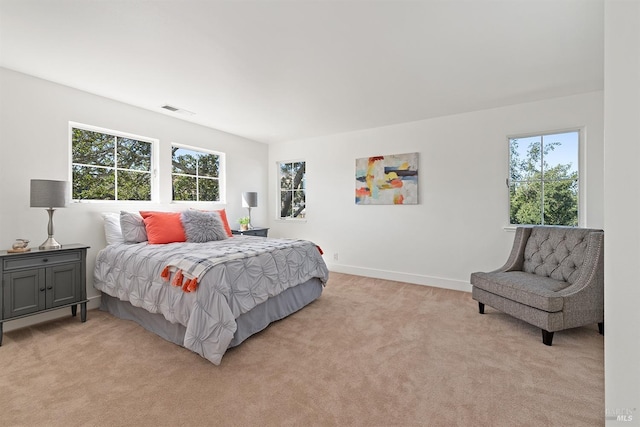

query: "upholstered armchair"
xmin=470 ymin=226 xmax=604 ymax=346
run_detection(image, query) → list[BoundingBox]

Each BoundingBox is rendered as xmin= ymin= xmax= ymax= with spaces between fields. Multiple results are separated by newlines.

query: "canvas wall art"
xmin=355 ymin=152 xmax=419 ymax=205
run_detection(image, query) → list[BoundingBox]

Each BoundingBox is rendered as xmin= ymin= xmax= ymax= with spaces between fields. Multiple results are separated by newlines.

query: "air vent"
xmin=161 ymin=105 xmax=195 ymax=115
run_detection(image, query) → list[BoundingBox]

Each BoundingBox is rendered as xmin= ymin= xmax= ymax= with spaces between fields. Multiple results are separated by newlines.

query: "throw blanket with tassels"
xmin=161 ymin=238 xmax=324 ymax=293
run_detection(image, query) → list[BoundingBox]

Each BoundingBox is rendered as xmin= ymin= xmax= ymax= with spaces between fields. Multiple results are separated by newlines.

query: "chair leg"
xmin=598 ymin=322 xmax=604 ymax=335
xmin=542 ymin=329 xmax=554 ymax=346
xmin=478 ymin=302 xmax=485 ymax=314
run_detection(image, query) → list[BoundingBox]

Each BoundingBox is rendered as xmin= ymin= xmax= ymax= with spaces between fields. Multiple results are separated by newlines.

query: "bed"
xmin=94 ymin=235 xmax=329 ymax=365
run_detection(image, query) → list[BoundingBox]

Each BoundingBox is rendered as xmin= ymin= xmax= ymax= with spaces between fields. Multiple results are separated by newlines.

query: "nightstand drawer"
xmin=231 ymin=228 xmax=269 ymax=237
xmin=3 ymin=251 xmax=81 ymax=271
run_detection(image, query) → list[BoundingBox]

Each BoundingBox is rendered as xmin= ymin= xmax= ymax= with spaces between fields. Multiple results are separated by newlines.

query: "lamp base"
xmin=39 ymin=237 xmax=62 ymax=250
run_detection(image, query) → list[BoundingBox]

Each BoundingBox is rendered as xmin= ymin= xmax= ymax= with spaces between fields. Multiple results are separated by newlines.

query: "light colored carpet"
xmin=0 ymin=273 xmax=603 ymax=426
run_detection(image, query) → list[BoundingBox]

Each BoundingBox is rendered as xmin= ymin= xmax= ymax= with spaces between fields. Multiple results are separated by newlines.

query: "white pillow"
xmin=102 ymin=212 xmax=124 ymax=245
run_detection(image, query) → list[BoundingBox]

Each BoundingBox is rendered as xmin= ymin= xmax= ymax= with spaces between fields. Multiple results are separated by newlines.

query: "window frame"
xmin=277 ymin=159 xmax=306 ymax=221
xmin=69 ymin=122 xmax=159 ymax=203
xmin=170 ymin=143 xmax=226 ymax=204
xmin=507 ymin=128 xmax=582 ymax=227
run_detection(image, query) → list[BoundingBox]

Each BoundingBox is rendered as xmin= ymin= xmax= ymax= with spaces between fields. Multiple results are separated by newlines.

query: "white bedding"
xmin=94 ymin=236 xmax=329 ymax=364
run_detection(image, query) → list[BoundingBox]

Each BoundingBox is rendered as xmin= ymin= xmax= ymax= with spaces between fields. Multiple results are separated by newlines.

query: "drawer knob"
xmin=42 ymin=258 xmax=48 ymax=262
xmin=40 ymin=288 xmax=45 ymax=292
xmin=47 ymin=286 xmax=53 ymax=290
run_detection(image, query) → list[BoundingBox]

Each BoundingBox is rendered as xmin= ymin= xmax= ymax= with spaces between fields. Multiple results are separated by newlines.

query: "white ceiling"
xmin=0 ymin=0 xmax=604 ymax=144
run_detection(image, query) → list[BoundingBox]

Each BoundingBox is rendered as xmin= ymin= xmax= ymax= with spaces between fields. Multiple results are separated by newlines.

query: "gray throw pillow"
xmin=120 ymin=211 xmax=148 ymax=243
xmin=181 ymin=210 xmax=229 ymax=243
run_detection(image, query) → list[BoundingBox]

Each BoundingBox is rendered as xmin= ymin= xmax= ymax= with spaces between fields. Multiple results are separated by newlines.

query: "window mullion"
xmin=195 ymin=156 xmax=199 ymax=201
xmin=540 ymin=138 xmax=545 ymax=225
xmin=114 ymin=136 xmax=119 ymax=201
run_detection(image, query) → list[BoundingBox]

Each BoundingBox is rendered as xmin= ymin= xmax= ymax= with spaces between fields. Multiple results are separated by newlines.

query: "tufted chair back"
xmin=522 ymin=226 xmax=599 ymax=284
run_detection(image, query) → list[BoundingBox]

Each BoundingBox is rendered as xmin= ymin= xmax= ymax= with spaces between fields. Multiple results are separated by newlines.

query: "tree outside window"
xmin=71 ymin=126 xmax=153 ymax=201
xmin=172 ymin=145 xmax=222 ymax=202
xmin=509 ymin=131 xmax=579 ymax=226
xmin=279 ymin=161 xmax=305 ymax=219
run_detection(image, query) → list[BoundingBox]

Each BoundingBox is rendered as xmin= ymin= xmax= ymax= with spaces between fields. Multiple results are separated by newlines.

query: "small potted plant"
xmin=238 ymin=216 xmax=251 ymax=231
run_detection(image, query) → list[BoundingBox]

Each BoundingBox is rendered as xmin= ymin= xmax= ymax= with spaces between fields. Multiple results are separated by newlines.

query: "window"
xmin=278 ymin=160 xmax=306 ymax=219
xmin=172 ymin=144 xmax=224 ymax=202
xmin=71 ymin=124 xmax=155 ymax=201
xmin=509 ymin=130 xmax=579 ymax=226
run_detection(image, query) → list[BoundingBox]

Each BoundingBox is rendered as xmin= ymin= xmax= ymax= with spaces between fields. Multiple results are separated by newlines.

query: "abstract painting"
xmin=355 ymin=152 xmax=419 ymax=205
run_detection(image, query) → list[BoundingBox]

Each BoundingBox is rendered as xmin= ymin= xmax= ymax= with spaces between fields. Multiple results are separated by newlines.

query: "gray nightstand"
xmin=0 ymin=244 xmax=89 ymax=345
xmin=231 ymin=227 xmax=269 ymax=237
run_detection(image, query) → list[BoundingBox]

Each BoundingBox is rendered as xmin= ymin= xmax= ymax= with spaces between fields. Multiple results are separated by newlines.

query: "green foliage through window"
xmin=279 ymin=161 xmax=306 ymax=219
xmin=71 ymin=127 xmax=153 ymax=201
xmin=509 ymin=131 xmax=579 ymax=226
xmin=172 ymin=146 xmax=221 ymax=202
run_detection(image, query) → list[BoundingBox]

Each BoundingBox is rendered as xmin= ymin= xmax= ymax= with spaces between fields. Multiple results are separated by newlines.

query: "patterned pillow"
xmin=120 ymin=211 xmax=148 ymax=243
xmin=181 ymin=210 xmax=229 ymax=243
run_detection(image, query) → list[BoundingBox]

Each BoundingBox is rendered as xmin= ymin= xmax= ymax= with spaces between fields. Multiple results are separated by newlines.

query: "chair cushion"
xmin=471 ymin=271 xmax=570 ymax=312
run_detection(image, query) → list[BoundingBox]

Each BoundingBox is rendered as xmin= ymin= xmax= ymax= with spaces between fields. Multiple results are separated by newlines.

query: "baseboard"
xmin=2 ymin=295 xmax=102 ymax=333
xmin=326 ymin=263 xmax=472 ymax=293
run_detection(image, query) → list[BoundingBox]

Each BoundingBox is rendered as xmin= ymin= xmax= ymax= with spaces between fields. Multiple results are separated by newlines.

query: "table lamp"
xmin=241 ymin=192 xmax=258 ymax=229
xmin=30 ymin=179 xmax=69 ymax=250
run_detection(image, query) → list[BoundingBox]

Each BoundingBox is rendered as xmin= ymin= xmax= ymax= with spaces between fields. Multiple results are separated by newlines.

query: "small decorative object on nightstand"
xmin=8 ymin=239 xmax=30 ymax=253
xmin=231 ymin=227 xmax=269 ymax=237
xmin=238 ymin=216 xmax=251 ymax=232
xmin=0 ymin=244 xmax=89 ymax=346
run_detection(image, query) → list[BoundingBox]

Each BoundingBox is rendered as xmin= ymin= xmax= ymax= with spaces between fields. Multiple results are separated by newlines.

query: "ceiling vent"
xmin=161 ymin=104 xmax=195 ymax=115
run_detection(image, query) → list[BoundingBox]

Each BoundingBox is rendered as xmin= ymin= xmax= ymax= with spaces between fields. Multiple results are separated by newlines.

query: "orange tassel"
xmin=186 ymin=278 xmax=198 ymax=293
xmin=172 ymin=270 xmax=184 ymax=287
xmin=160 ymin=266 xmax=171 ymax=281
xmin=163 ymin=267 xmax=198 ymax=293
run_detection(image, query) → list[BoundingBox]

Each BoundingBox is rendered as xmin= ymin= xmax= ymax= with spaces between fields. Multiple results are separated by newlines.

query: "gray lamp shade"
xmin=30 ymin=179 xmax=69 ymax=208
xmin=242 ymin=192 xmax=258 ymax=208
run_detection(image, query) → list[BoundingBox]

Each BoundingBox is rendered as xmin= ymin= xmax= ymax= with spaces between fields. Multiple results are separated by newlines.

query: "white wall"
xmin=268 ymin=91 xmax=604 ymax=291
xmin=0 ymin=68 xmax=268 ymax=330
xmin=604 ymin=0 xmax=640 ymax=424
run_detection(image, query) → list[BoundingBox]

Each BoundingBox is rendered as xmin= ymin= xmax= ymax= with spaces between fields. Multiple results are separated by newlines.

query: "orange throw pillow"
xmin=139 ymin=211 xmax=186 ymax=244
xmin=215 ymin=208 xmax=233 ymax=238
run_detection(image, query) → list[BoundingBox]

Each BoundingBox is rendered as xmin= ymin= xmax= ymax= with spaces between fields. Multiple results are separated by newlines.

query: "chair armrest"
xmin=558 ymin=230 xmax=605 ymax=326
xmin=491 ymin=227 xmax=532 ymax=273
xmin=558 ymin=231 xmax=604 ymax=297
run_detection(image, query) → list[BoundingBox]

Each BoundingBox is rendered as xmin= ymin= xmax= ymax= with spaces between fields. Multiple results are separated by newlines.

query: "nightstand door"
xmin=3 ymin=269 xmax=46 ymax=318
xmin=46 ymin=263 xmax=80 ymax=309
